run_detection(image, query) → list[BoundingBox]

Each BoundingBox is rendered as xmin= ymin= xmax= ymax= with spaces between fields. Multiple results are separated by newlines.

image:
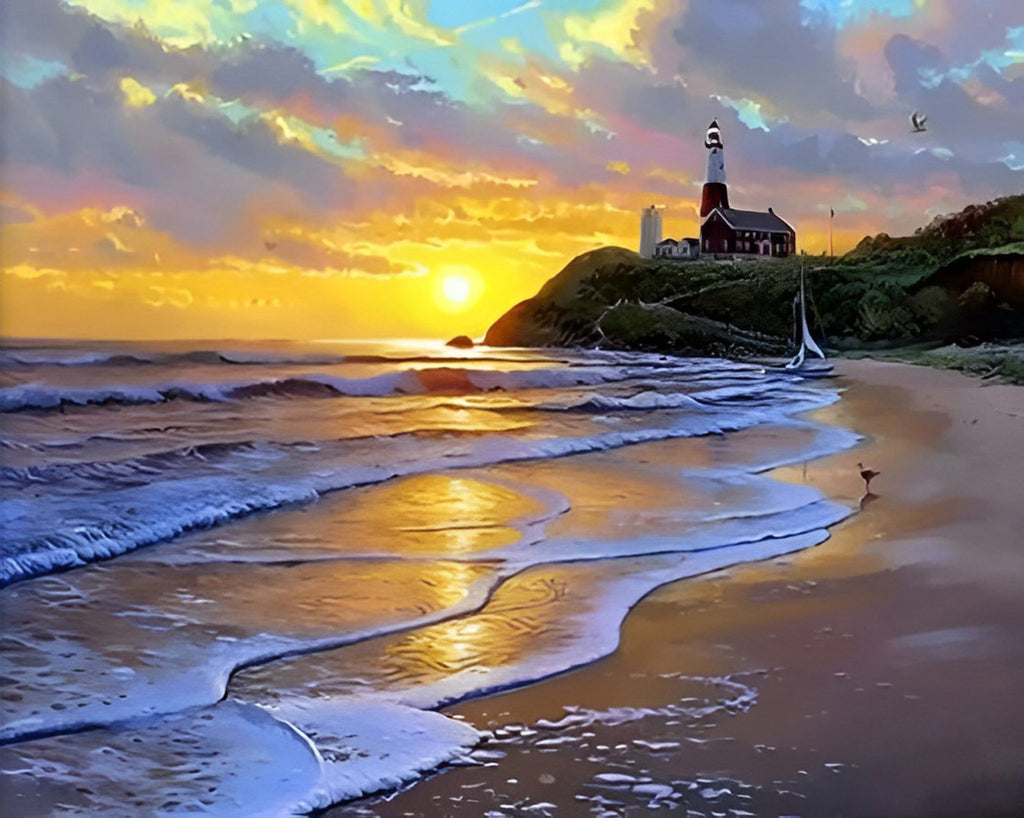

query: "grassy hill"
xmin=484 ymin=195 xmax=1024 ymax=356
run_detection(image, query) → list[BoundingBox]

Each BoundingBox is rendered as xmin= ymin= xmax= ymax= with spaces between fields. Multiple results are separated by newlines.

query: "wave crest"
xmin=0 ymin=366 xmax=642 ymax=412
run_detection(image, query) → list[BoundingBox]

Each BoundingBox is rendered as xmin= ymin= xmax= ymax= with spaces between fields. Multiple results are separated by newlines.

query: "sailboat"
xmin=784 ymin=258 xmax=833 ymax=376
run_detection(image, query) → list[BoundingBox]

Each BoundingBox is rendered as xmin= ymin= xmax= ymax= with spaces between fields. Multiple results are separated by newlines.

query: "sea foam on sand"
xmin=2 ymin=698 xmax=480 ymax=816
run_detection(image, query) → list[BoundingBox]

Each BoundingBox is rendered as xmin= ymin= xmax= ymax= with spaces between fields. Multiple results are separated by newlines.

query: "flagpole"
xmin=829 ymin=207 xmax=834 ymax=264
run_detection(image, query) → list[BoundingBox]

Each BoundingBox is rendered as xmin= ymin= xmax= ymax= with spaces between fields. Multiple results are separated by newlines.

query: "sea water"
xmin=0 ymin=339 xmax=859 ymax=815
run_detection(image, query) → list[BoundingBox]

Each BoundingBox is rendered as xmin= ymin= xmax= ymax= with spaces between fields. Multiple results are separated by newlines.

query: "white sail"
xmin=799 ymin=269 xmax=826 ymax=359
xmin=786 ymin=261 xmax=826 ymax=369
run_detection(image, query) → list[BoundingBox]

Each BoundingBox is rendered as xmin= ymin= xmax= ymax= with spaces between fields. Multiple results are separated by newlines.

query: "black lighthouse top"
xmin=704 ymin=119 xmax=723 ymax=150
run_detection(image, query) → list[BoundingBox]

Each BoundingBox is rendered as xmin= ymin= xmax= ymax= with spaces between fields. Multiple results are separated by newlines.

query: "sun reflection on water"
xmin=383 ymin=574 xmax=571 ymax=680
xmin=388 ymin=474 xmax=540 ymax=555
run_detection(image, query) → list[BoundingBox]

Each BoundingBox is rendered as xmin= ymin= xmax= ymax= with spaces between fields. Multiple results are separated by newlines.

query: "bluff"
xmin=484 ymin=195 xmax=1024 ymax=355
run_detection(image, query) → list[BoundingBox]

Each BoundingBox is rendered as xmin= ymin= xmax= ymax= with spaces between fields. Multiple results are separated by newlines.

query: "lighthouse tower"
xmin=699 ymin=119 xmax=729 ymax=219
xmin=638 ymin=204 xmax=662 ymax=258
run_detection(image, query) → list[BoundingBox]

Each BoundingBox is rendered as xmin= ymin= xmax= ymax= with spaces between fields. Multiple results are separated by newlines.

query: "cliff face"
xmin=925 ymin=251 xmax=1024 ymax=310
xmin=484 ymin=247 xmax=642 ymax=347
xmin=484 ymin=196 xmax=1024 ymax=355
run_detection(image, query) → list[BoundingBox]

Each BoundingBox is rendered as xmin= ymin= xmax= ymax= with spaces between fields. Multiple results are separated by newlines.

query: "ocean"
xmin=0 ymin=339 xmax=859 ymax=815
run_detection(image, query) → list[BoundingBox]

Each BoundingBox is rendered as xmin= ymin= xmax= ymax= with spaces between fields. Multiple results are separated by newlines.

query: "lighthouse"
xmin=700 ymin=119 xmax=729 ymax=218
xmin=696 ymin=119 xmax=796 ymax=257
xmin=638 ymin=204 xmax=662 ymax=258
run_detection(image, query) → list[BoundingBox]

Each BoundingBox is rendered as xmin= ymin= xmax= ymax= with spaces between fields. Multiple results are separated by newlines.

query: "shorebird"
xmin=910 ymin=111 xmax=928 ymax=133
xmin=857 ymin=462 xmax=881 ymax=493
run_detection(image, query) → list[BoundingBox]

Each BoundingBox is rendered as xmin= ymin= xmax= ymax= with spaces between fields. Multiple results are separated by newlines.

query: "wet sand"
xmin=333 ymin=359 xmax=1024 ymax=817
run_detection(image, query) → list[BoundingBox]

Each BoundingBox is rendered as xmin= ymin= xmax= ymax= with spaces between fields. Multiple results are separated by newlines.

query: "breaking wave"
xmin=0 ymin=366 xmax=652 ymax=412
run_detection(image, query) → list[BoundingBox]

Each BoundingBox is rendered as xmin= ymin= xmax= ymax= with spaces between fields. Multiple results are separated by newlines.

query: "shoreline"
xmin=836 ymin=342 xmax=1024 ymax=386
xmin=334 ymin=358 xmax=1024 ymax=816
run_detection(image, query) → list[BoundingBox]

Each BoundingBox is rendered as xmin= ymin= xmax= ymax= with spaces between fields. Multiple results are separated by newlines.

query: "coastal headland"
xmin=484 ymin=195 xmax=1024 ymax=377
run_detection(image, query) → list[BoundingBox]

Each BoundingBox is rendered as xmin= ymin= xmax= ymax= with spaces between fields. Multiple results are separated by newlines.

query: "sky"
xmin=1 ymin=0 xmax=1022 ymax=340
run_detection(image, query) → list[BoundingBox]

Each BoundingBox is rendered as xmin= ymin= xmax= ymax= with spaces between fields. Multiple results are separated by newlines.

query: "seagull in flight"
xmin=910 ymin=111 xmax=928 ymax=133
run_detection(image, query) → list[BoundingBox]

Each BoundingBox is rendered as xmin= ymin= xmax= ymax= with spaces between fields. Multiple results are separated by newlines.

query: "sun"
xmin=433 ymin=266 xmax=482 ymax=314
xmin=441 ymin=274 xmax=472 ymax=305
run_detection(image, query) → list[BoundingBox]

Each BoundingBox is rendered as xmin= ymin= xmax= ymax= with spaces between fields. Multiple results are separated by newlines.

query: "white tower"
xmin=639 ymin=204 xmax=662 ymax=258
xmin=700 ymin=119 xmax=729 ymax=219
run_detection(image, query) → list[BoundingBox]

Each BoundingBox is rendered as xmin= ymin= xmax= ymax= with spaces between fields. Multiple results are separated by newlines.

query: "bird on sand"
xmin=857 ymin=462 xmax=881 ymax=493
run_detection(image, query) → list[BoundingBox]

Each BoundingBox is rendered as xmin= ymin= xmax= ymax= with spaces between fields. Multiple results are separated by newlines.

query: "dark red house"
xmin=701 ymin=207 xmax=796 ymax=257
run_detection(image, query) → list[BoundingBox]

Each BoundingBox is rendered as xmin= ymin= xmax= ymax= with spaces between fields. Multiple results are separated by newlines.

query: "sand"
xmin=331 ymin=359 xmax=1024 ymax=817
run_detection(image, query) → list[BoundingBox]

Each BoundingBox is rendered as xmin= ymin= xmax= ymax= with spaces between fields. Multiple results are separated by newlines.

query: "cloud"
xmin=2 ymin=0 xmax=210 ymax=82
xmin=93 ymin=233 xmax=135 ymax=261
xmin=671 ymin=0 xmax=875 ymax=121
xmin=3 ymin=0 xmax=1024 ymax=341
xmin=119 ymin=76 xmax=157 ymax=107
xmin=557 ymin=0 xmax=658 ymax=67
xmin=99 ymin=206 xmax=145 ymax=228
xmin=254 ymin=228 xmax=423 ymax=278
xmin=0 ymin=200 xmax=39 ymax=225
xmin=155 ymin=93 xmax=345 ymax=205
xmin=143 ymin=284 xmax=193 ymax=308
xmin=211 ymin=42 xmax=346 ymax=112
xmin=2 ymin=68 xmax=361 ymax=243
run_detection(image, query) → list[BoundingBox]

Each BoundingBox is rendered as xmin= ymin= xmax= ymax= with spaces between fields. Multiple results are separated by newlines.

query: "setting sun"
xmin=442 ymin=274 xmax=471 ymax=305
xmin=433 ymin=266 xmax=482 ymax=314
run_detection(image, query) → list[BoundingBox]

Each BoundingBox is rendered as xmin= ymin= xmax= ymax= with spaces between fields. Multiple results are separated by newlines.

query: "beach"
xmin=2 ymin=346 xmax=1022 ymax=816
xmin=332 ymin=359 xmax=1024 ymax=817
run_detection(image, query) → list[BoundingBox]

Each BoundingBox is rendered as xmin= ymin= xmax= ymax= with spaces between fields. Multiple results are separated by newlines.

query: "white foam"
xmin=1 ymin=697 xmax=479 ymax=817
xmin=0 ymin=365 xmax=648 ymax=413
xmin=494 ymin=497 xmax=850 ymax=568
xmin=266 ymin=698 xmax=481 ymax=809
xmin=2 ymin=700 xmax=322 ymax=816
xmin=0 ymin=562 xmax=501 ymax=745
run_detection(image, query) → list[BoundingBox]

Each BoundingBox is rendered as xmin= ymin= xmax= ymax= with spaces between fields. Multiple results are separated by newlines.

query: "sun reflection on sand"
xmin=176 ymin=472 xmax=546 ymax=561
xmin=370 ymin=474 xmax=543 ymax=555
xmin=382 ymin=574 xmax=571 ymax=679
xmin=228 ymin=558 xmax=677 ymax=707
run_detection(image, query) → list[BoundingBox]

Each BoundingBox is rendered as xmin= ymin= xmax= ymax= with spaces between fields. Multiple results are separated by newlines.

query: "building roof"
xmin=709 ymin=207 xmax=793 ymax=233
xmin=656 ymin=237 xmax=700 ymax=248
